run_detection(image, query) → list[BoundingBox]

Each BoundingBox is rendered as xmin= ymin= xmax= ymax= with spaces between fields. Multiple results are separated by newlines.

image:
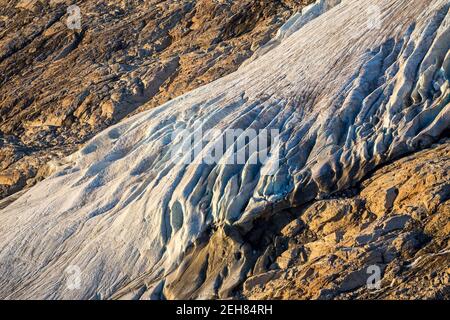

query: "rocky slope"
xmin=0 ymin=0 xmax=314 ymax=199
xmin=135 ymin=139 xmax=448 ymax=300
xmin=242 ymin=140 xmax=449 ymax=300
xmin=0 ymin=0 xmax=448 ymax=300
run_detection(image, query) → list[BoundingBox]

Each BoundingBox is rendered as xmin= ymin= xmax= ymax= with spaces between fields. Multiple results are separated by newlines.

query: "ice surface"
xmin=241 ymin=0 xmax=342 ymax=67
xmin=275 ymin=0 xmax=343 ymax=41
xmin=0 ymin=0 xmax=448 ymax=299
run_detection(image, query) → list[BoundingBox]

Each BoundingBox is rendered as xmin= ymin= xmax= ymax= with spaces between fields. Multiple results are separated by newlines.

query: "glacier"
xmin=242 ymin=0 xmax=343 ymax=66
xmin=0 ymin=0 xmax=449 ymax=299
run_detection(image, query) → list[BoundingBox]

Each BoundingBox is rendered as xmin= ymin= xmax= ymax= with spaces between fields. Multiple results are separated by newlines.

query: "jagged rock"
xmin=243 ymin=270 xmax=284 ymax=293
xmin=0 ymin=172 xmax=23 ymax=187
xmin=243 ymin=141 xmax=450 ymax=300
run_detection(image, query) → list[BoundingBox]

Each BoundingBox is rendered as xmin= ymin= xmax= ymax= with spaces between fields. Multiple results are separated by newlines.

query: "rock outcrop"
xmin=0 ymin=0 xmax=448 ymax=300
xmin=242 ymin=140 xmax=449 ymax=300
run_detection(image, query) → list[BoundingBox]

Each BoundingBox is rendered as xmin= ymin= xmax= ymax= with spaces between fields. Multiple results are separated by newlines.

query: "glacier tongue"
xmin=0 ymin=0 xmax=449 ymax=299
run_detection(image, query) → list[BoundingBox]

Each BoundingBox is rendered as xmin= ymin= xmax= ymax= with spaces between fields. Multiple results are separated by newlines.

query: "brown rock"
xmin=242 ymin=141 xmax=450 ymax=300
